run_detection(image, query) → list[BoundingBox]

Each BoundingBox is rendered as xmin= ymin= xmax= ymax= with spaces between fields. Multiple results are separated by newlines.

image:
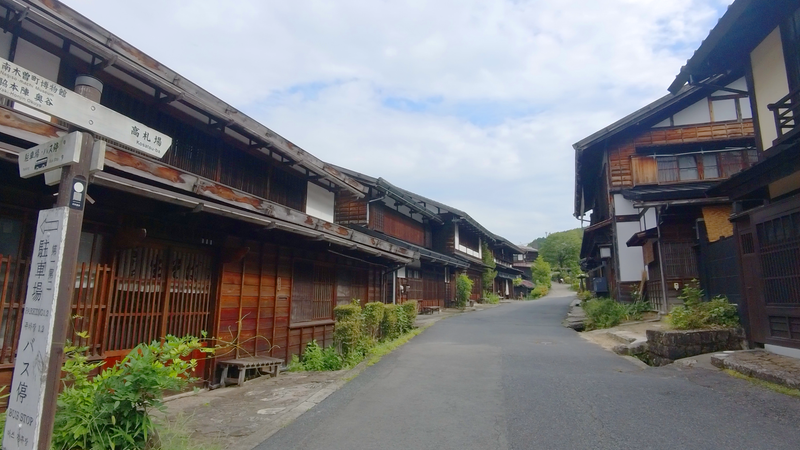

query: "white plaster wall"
xmin=673 ymin=99 xmax=711 ymax=126
xmin=751 ymin=27 xmax=790 ymax=150
xmin=711 ymin=98 xmax=738 ymax=122
xmin=12 ymin=38 xmax=61 ymax=122
xmin=615 ymin=221 xmax=645 ymax=282
xmin=639 ymin=208 xmax=657 ymax=232
xmin=613 ymin=194 xmax=638 ymax=216
xmin=652 ymin=118 xmax=671 ymax=128
xmin=305 ymin=182 xmax=334 ymax=222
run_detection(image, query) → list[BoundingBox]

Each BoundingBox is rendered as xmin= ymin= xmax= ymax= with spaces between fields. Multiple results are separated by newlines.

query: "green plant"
xmin=381 ymin=304 xmax=400 ymax=340
xmin=334 ymin=303 xmax=363 ymax=356
xmin=577 ymin=289 xmax=593 ymax=301
xmin=363 ymin=302 xmax=386 ymax=340
xmin=530 ymin=285 xmax=549 ymax=299
xmin=481 ymin=242 xmax=498 ymax=291
xmin=53 ymin=334 xmax=212 ymax=450
xmin=582 ymin=298 xmax=627 ymax=330
xmin=398 ymin=301 xmax=417 ymax=333
xmin=300 ymin=340 xmax=343 ymax=371
xmin=669 ymin=283 xmax=739 ymax=329
xmin=624 ymin=300 xmax=652 ymax=321
xmin=531 ymin=256 xmax=552 ymax=289
xmin=484 ymin=291 xmax=501 ymax=304
xmin=455 ymin=273 xmax=473 ymax=309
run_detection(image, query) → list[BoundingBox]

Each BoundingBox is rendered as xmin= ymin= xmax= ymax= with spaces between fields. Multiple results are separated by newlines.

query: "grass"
xmin=155 ymin=413 xmax=223 ymax=450
xmin=366 ymin=323 xmax=431 ymax=366
xmin=723 ymin=369 xmax=800 ymax=398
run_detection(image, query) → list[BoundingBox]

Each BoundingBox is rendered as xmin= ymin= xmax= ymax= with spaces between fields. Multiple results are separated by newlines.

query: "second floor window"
xmin=654 ymin=150 xmax=757 ymax=183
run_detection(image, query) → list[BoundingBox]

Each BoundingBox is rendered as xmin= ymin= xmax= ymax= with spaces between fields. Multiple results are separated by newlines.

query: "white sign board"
xmin=0 ymin=57 xmax=171 ymax=158
xmin=17 ymin=132 xmax=81 ymax=179
xmin=2 ymin=207 xmax=69 ymax=450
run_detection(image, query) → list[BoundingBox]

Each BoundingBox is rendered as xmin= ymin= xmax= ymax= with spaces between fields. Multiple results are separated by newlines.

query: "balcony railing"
xmin=768 ymin=86 xmax=800 ymax=145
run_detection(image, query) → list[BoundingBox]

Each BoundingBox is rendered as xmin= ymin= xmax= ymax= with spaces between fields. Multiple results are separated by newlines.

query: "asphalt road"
xmin=256 ymin=286 xmax=800 ymax=450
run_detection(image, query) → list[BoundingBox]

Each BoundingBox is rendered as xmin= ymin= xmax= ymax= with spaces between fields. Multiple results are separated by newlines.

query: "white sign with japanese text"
xmin=2 ymin=207 xmax=69 ymax=450
xmin=0 ymin=57 xmax=171 ymax=159
xmin=17 ymin=132 xmax=81 ymax=179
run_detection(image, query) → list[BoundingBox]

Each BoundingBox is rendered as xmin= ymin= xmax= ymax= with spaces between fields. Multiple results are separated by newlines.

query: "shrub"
xmin=583 ymin=298 xmax=627 ymax=330
xmin=624 ymin=300 xmax=651 ymax=321
xmin=53 ymin=335 xmax=212 ymax=450
xmin=669 ymin=283 xmax=739 ymax=330
xmin=301 ymin=340 xmax=343 ymax=371
xmin=530 ymin=285 xmax=549 ymax=299
xmin=577 ymin=289 xmax=593 ymax=302
xmin=363 ymin=302 xmax=385 ymax=340
xmin=398 ymin=301 xmax=417 ymax=333
xmin=484 ymin=292 xmax=501 ymax=304
xmin=455 ymin=274 xmax=473 ymax=309
xmin=381 ymin=304 xmax=400 ymax=340
xmin=334 ymin=303 xmax=363 ymax=356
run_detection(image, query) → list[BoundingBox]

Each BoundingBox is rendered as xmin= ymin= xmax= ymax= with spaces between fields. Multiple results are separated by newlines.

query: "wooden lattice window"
xmin=291 ymin=261 xmax=335 ymax=323
xmin=756 ymin=212 xmax=800 ymax=306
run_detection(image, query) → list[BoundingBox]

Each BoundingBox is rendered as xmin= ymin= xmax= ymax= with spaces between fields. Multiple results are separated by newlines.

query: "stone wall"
xmin=645 ymin=329 xmax=746 ymax=366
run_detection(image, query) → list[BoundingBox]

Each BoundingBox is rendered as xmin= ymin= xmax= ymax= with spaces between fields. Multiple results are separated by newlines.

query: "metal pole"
xmin=37 ymin=75 xmax=101 ymax=450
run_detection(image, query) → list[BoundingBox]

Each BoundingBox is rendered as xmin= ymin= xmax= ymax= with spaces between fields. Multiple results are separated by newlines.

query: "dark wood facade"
xmin=0 ymin=0 xmax=416 ymax=405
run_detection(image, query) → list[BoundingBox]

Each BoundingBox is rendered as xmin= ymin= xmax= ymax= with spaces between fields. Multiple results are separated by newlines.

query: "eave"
xmin=2 ymin=0 xmax=368 ymax=198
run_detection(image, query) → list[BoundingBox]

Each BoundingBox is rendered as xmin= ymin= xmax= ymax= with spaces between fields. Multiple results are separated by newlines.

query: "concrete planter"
xmin=645 ymin=328 xmax=746 ymax=366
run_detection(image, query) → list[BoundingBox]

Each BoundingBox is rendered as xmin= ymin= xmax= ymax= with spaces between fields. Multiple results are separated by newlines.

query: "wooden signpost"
xmin=0 ymin=54 xmax=172 ymax=450
xmin=2 ymin=208 xmax=69 ymax=450
xmin=0 ymin=57 xmax=171 ymax=159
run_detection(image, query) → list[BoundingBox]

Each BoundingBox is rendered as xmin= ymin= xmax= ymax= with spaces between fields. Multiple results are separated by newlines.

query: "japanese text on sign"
xmin=0 ymin=57 xmax=171 ymax=159
xmin=2 ymin=208 xmax=69 ymax=450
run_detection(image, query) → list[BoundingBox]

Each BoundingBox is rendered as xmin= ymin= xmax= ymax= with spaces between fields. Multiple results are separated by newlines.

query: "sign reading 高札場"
xmin=2 ymin=207 xmax=69 ymax=450
xmin=0 ymin=57 xmax=171 ymax=159
xmin=17 ymin=132 xmax=82 ymax=179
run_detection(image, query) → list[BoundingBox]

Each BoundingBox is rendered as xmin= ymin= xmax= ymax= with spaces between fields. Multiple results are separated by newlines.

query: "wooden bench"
xmin=420 ymin=305 xmax=441 ymax=315
xmin=218 ymin=356 xmax=283 ymax=387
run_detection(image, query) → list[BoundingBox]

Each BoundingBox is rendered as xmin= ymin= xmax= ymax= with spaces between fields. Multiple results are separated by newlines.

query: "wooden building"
xmin=512 ymin=245 xmax=537 ymax=298
xmin=333 ymin=168 xmax=522 ymax=306
xmin=0 ymin=0 xmax=419 ymax=395
xmin=672 ymin=0 xmax=800 ymax=356
xmin=574 ymin=72 xmax=757 ymax=309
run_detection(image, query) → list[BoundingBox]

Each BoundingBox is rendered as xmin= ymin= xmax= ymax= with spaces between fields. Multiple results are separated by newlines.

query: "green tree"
xmin=528 ymin=236 xmax=546 ymax=249
xmin=538 ymin=228 xmax=582 ymax=269
xmin=481 ymin=241 xmax=497 ymax=293
xmin=531 ymin=256 xmax=552 ymax=288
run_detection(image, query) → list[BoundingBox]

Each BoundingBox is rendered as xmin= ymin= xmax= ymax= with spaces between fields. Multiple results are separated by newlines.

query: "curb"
xmin=711 ymin=351 xmax=800 ymax=390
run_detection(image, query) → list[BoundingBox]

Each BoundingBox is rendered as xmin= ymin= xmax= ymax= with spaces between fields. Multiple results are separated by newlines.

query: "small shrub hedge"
xmin=483 ymin=292 xmax=501 ymax=304
xmin=294 ymin=300 xmax=423 ymax=372
xmin=363 ymin=302 xmax=385 ymax=340
xmin=583 ymin=298 xmax=653 ymax=330
xmin=669 ymin=284 xmax=739 ymax=330
xmin=531 ymin=285 xmax=549 ymax=299
xmin=455 ymin=274 xmax=473 ymax=309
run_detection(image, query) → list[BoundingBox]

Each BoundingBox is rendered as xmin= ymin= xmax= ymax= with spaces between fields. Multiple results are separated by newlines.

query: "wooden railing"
xmin=768 ymin=86 xmax=800 ymax=145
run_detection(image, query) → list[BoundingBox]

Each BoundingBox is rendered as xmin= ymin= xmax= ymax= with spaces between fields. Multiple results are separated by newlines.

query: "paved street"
xmin=257 ymin=285 xmax=800 ymax=450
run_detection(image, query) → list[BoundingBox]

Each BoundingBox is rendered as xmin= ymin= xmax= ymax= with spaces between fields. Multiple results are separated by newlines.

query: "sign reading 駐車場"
xmin=0 ymin=57 xmax=171 ymax=159
xmin=2 ymin=208 xmax=69 ymax=450
xmin=17 ymin=132 xmax=82 ymax=179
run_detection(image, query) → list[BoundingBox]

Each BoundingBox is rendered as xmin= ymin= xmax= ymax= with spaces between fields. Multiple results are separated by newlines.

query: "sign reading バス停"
xmin=0 ymin=57 xmax=171 ymax=159
xmin=2 ymin=208 xmax=69 ymax=450
xmin=17 ymin=132 xmax=82 ymax=179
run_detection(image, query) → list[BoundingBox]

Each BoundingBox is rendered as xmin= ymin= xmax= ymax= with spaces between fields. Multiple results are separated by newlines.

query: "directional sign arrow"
xmin=40 ymin=217 xmax=59 ymax=233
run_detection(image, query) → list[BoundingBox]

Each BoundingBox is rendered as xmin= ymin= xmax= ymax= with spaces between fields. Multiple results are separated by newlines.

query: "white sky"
xmin=65 ymin=0 xmax=732 ymax=244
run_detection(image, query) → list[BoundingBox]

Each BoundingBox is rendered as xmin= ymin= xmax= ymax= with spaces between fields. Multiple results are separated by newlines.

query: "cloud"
xmin=65 ymin=0 xmax=732 ymax=244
